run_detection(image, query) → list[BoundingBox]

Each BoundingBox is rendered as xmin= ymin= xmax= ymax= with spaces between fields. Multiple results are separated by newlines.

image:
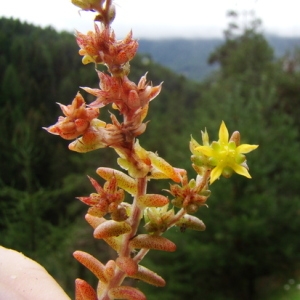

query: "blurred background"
xmin=1 ymin=1 xmax=300 ymax=299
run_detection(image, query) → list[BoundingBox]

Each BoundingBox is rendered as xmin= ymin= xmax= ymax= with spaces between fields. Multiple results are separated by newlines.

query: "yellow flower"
xmin=196 ymin=121 xmax=258 ymax=184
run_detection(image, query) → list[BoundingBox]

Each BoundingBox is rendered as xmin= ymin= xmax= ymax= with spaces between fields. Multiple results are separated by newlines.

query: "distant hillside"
xmin=138 ymin=39 xmax=221 ymax=81
xmin=138 ymin=36 xmax=300 ymax=81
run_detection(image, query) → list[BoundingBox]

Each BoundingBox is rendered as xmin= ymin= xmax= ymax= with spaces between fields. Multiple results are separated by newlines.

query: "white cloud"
xmin=1 ymin=0 xmax=299 ymax=38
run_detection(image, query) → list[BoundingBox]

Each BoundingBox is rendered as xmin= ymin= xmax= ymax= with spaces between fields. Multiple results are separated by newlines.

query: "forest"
xmin=0 ymin=15 xmax=300 ymax=300
xmin=138 ymin=34 xmax=300 ymax=81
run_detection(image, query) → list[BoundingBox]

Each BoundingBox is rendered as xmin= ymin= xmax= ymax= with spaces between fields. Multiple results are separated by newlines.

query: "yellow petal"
xmin=201 ymin=129 xmax=210 ymax=145
xmin=210 ymin=165 xmax=223 ymax=184
xmin=82 ymin=55 xmax=95 ymax=65
xmin=231 ymin=163 xmax=252 ymax=178
xmin=237 ymin=144 xmax=259 ymax=154
xmin=190 ymin=136 xmax=201 ymax=155
xmin=219 ymin=121 xmax=229 ymax=144
xmin=195 ymin=146 xmax=214 ymax=157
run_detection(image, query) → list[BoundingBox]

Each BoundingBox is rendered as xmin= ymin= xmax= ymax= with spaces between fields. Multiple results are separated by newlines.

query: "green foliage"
xmin=208 ymin=11 xmax=274 ymax=82
xmin=139 ymin=13 xmax=300 ymax=300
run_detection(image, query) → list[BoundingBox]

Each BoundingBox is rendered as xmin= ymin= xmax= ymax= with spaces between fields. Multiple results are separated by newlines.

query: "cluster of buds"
xmin=44 ymin=93 xmax=99 ymax=140
xmin=169 ymin=173 xmax=210 ymax=214
xmin=44 ymin=1 xmax=258 ymax=299
xmin=144 ymin=204 xmax=206 ymax=234
xmin=78 ymin=176 xmax=128 ymax=221
xmin=83 ymin=71 xmax=161 ymax=116
xmin=76 ymin=26 xmax=137 ymax=76
xmin=46 ymin=17 xmax=161 ymax=154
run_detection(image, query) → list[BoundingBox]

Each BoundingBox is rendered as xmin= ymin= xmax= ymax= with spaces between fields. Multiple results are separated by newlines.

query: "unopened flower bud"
xmin=75 ymin=279 xmax=97 ymax=300
xmin=230 ymin=131 xmax=241 ymax=146
xmin=73 ymin=250 xmax=107 ymax=283
xmin=109 ymin=286 xmax=146 ymax=300
xmin=130 ymin=265 xmax=165 ymax=287
xmin=111 ymin=205 xmax=128 ymax=221
xmin=200 ymin=189 xmax=211 ymax=197
xmin=235 ymin=153 xmax=246 ymax=164
xmin=186 ymin=204 xmax=199 ymax=214
xmin=94 ymin=220 xmax=131 ymax=239
xmin=191 ymin=154 xmax=207 ymax=167
xmin=221 ymin=166 xmax=233 ymax=178
xmin=208 ymin=157 xmax=218 ymax=167
xmin=171 ymin=197 xmax=183 ymax=208
xmin=144 ymin=222 xmax=160 ymax=234
xmin=176 ymin=214 xmax=206 ymax=231
xmin=138 ymin=194 xmax=169 ymax=208
xmin=129 ymin=234 xmax=176 ymax=252
xmin=106 ymin=3 xmax=116 ymax=24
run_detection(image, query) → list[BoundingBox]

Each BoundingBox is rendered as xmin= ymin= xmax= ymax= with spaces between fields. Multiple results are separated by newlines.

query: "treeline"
xmin=138 ymin=34 xmax=300 ymax=81
xmin=0 ymin=16 xmax=300 ymax=299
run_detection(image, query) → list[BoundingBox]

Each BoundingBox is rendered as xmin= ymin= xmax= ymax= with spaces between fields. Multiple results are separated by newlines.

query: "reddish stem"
xmin=98 ymin=177 xmax=147 ymax=300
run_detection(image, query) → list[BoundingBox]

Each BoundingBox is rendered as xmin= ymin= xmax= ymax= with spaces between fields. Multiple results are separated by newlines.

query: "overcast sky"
xmin=1 ymin=0 xmax=300 ymax=39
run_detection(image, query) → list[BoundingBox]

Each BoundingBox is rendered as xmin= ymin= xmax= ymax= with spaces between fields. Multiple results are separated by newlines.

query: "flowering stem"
xmin=167 ymin=208 xmax=187 ymax=229
xmin=196 ymin=168 xmax=211 ymax=193
xmin=121 ymin=177 xmax=147 ymax=257
xmin=102 ymin=0 xmax=113 ymax=26
xmin=46 ymin=2 xmax=259 ymax=298
xmin=99 ymin=177 xmax=147 ymax=300
xmin=133 ymin=207 xmax=187 ymax=265
xmin=133 ymin=248 xmax=149 ymax=264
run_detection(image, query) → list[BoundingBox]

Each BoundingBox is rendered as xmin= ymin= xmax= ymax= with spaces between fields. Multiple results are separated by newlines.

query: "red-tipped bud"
xmin=137 ymin=194 xmax=169 ymax=208
xmin=108 ymin=286 xmax=146 ymax=300
xmin=73 ymin=251 xmax=107 ymax=283
xmin=127 ymin=90 xmax=141 ymax=109
xmin=229 ymin=130 xmax=241 ymax=146
xmin=75 ymin=278 xmax=97 ymax=300
xmin=129 ymin=234 xmax=176 ymax=252
xmin=94 ymin=220 xmax=132 ymax=239
xmin=130 ymin=265 xmax=166 ymax=287
xmin=85 ymin=213 xmax=106 ymax=228
xmin=44 ymin=93 xmax=99 ymax=141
